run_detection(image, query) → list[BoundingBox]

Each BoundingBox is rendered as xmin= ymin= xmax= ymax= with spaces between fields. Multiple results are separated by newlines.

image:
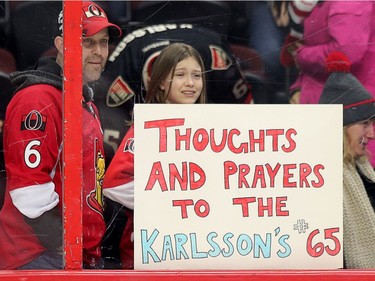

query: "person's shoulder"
xmin=9 ymin=84 xmax=62 ymax=110
xmin=16 ymin=84 xmax=61 ymax=97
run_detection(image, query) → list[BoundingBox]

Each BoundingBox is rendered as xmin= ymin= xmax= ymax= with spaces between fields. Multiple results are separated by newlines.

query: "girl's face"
xmin=160 ymin=56 xmax=203 ymax=104
xmin=346 ymin=119 xmax=375 ymax=158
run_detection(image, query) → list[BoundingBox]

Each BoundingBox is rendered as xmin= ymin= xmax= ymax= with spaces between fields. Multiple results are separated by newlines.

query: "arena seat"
xmin=0 ymin=47 xmax=16 ymax=116
xmin=0 ymin=47 xmax=16 ymax=211
xmin=0 ymin=0 xmax=10 ymax=48
xmin=0 ymin=47 xmax=16 ymax=75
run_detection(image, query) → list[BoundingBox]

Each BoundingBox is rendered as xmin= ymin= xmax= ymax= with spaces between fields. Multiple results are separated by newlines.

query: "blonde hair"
xmin=343 ymin=126 xmax=370 ymax=165
xmin=145 ymin=43 xmax=206 ymax=104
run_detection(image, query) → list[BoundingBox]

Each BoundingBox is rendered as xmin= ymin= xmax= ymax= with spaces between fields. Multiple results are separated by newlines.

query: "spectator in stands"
xmin=92 ymin=23 xmax=252 ymax=268
xmin=246 ymin=1 xmax=290 ymax=103
xmin=278 ymin=0 xmax=318 ymax=74
xmin=319 ymin=51 xmax=375 ymax=269
xmin=287 ymin=1 xmax=375 ymax=167
xmin=102 ymin=43 xmax=207 ymax=269
xmin=91 ymin=23 xmax=251 ymax=166
xmin=0 ymin=1 xmax=121 ymax=270
xmin=288 ymin=1 xmax=375 ymax=104
xmin=0 ymin=48 xmax=17 ymax=210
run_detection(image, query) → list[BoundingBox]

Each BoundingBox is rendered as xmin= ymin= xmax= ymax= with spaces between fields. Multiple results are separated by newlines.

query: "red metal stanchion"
xmin=62 ymin=0 xmax=83 ymax=270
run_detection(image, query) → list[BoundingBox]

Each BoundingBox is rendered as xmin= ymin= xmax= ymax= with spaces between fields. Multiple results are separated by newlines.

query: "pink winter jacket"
xmin=292 ymin=1 xmax=375 ymax=104
xmin=291 ymin=1 xmax=375 ymax=166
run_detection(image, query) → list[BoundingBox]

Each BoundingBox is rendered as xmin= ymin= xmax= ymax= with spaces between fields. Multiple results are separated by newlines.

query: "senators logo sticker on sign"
xmin=209 ymin=45 xmax=231 ymax=70
xmin=106 ymin=76 xmax=135 ymax=107
xmin=20 ymin=110 xmax=47 ymax=132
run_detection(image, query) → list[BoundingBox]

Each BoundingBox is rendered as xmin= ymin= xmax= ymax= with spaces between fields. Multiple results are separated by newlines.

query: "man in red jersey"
xmin=0 ymin=1 xmax=121 ymax=269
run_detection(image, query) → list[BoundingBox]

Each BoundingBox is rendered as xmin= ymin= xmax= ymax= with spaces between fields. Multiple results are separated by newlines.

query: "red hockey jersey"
xmin=0 ymin=57 xmax=106 ymax=269
xmin=103 ymin=125 xmax=135 ymax=269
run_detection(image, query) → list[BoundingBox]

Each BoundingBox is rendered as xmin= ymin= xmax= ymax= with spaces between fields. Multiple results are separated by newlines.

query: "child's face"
xmin=160 ymin=56 xmax=203 ymax=104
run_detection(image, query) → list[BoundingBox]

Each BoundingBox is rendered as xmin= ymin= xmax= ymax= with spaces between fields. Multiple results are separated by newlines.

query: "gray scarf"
xmin=343 ymin=159 xmax=375 ymax=268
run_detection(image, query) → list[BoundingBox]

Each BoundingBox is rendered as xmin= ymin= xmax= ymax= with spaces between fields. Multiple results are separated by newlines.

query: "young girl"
xmin=319 ymin=51 xmax=375 ymax=268
xmin=102 ymin=43 xmax=207 ymax=269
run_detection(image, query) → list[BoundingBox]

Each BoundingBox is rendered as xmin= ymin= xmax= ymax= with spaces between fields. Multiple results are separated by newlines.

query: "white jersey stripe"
xmin=10 ymin=182 xmax=59 ymax=219
xmin=103 ymin=181 xmax=134 ymax=210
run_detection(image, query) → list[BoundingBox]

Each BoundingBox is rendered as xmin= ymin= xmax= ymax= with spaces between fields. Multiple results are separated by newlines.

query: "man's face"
xmin=82 ymin=28 xmax=109 ymax=83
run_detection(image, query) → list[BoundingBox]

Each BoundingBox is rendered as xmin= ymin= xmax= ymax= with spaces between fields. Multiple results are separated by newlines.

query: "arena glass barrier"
xmin=2 ymin=1 xmax=375 ymax=280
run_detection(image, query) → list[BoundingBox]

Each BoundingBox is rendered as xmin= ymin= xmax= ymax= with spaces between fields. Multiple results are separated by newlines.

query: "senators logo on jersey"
xmin=87 ymin=150 xmax=105 ymax=217
xmin=20 ymin=110 xmax=47 ymax=132
xmin=123 ymin=138 xmax=134 ymax=154
xmin=142 ymin=51 xmax=161 ymax=92
xmin=107 ymin=76 xmax=135 ymax=107
xmin=209 ymin=45 xmax=231 ymax=70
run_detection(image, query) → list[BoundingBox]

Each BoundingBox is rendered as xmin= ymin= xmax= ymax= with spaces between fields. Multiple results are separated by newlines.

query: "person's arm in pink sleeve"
xmin=297 ymin=2 xmax=373 ymax=75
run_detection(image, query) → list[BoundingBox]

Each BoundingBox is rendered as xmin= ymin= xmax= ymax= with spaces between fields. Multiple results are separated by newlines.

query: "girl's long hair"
xmin=145 ymin=43 xmax=207 ymax=104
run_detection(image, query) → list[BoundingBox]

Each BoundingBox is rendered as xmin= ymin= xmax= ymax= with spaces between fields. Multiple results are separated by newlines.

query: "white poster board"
xmin=134 ymin=104 xmax=343 ymax=270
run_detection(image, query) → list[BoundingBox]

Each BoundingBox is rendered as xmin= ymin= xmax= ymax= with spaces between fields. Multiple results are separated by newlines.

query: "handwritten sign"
xmin=134 ymin=104 xmax=343 ymax=270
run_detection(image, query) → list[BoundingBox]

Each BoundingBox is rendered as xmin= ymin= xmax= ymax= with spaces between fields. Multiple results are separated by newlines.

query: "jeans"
xmin=247 ymin=1 xmax=289 ymax=94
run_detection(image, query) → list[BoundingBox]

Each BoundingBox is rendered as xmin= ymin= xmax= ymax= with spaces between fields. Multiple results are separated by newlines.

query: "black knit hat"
xmin=319 ymin=51 xmax=375 ymax=126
